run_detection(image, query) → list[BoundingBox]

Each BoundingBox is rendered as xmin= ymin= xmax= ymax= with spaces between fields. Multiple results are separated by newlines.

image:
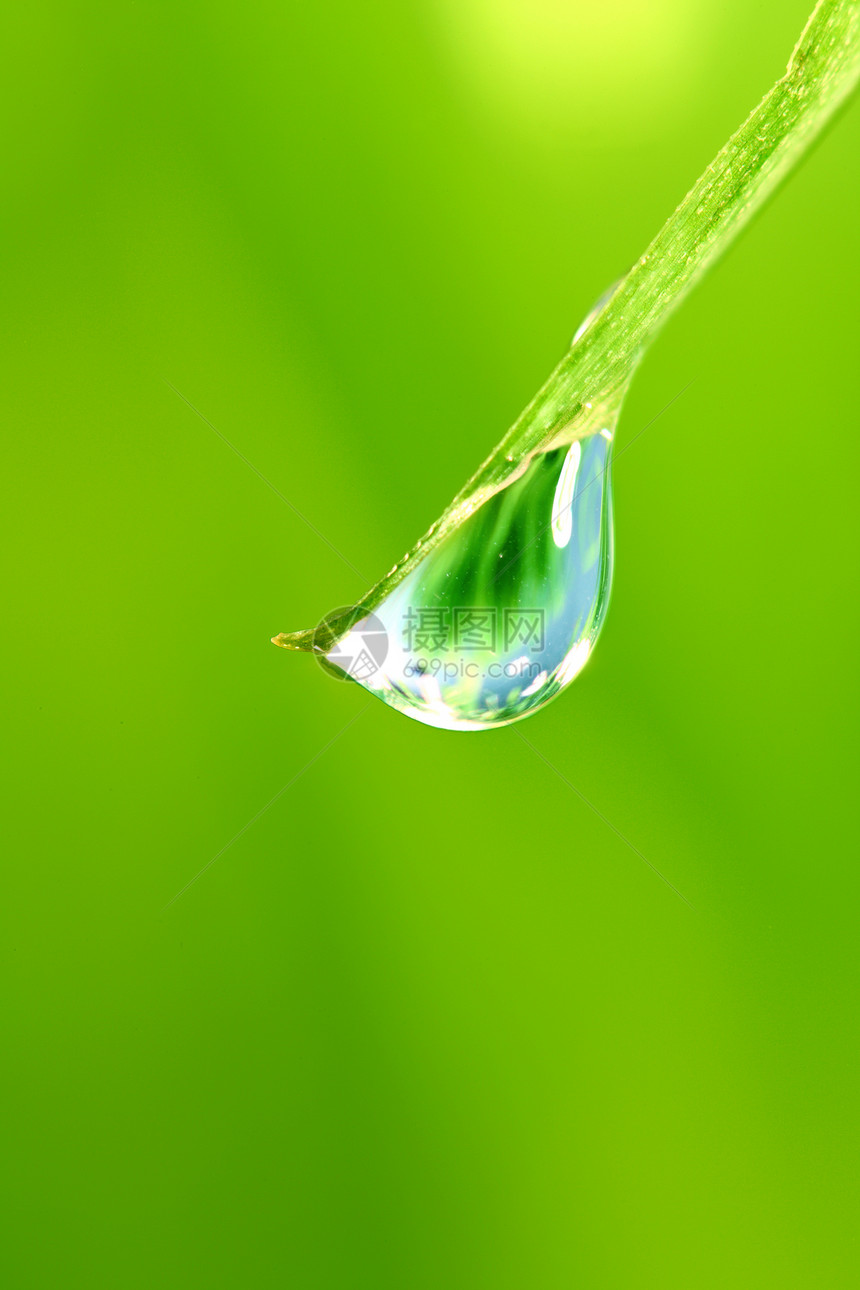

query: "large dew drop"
xmin=280 ymin=415 xmax=615 ymax=732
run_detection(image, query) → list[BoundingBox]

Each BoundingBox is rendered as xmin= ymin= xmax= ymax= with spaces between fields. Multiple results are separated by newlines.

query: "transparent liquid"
xmin=325 ymin=423 xmax=614 ymax=730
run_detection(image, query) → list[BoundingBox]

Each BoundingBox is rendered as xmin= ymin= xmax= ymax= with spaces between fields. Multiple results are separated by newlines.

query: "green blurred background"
xmin=3 ymin=1 xmax=859 ymax=1285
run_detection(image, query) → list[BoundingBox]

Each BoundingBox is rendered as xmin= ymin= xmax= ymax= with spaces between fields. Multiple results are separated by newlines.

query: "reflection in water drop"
xmin=551 ymin=440 xmax=581 ymax=548
xmin=324 ymin=423 xmax=614 ymax=730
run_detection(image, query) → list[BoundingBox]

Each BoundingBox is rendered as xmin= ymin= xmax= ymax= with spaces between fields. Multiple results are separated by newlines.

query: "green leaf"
xmin=275 ymin=0 xmax=860 ymax=657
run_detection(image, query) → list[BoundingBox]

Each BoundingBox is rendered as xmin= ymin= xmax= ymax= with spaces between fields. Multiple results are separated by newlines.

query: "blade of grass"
xmin=275 ymin=0 xmax=860 ymax=654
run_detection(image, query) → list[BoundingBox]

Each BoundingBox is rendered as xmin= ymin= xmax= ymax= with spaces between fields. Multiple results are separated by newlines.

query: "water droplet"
xmin=320 ymin=425 xmax=614 ymax=730
xmin=572 ymin=278 xmax=623 ymax=345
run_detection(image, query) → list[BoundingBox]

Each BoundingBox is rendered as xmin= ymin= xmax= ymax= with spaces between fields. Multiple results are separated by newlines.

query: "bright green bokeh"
xmin=3 ymin=2 xmax=858 ymax=1285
